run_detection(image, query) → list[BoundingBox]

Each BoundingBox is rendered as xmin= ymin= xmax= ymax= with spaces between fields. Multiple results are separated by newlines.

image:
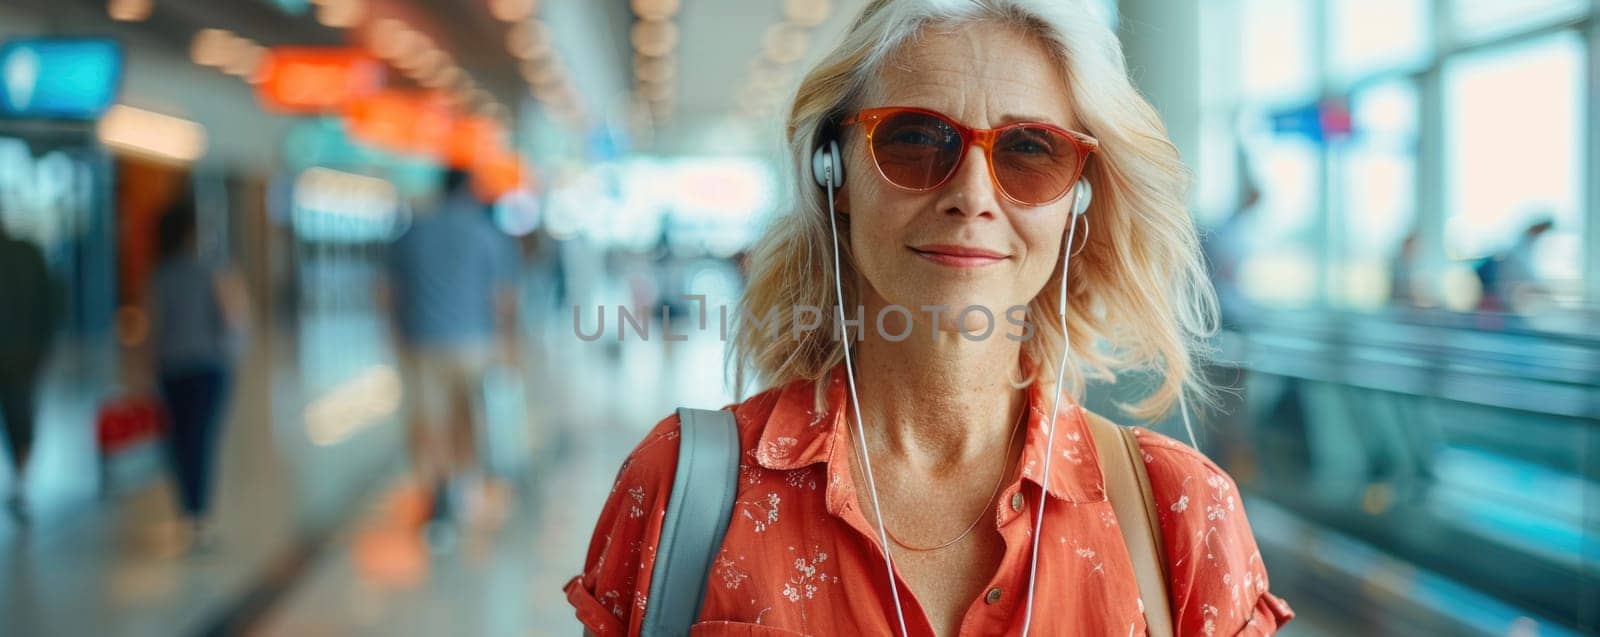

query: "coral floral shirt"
xmin=566 ymin=370 xmax=1294 ymax=636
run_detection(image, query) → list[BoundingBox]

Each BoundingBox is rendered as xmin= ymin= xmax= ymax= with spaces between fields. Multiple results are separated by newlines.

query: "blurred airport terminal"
xmin=0 ymin=0 xmax=1596 ymax=635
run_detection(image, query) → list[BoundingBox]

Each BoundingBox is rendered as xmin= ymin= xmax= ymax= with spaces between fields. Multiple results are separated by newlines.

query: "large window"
xmin=1201 ymin=0 xmax=1594 ymax=317
xmin=1443 ymin=32 xmax=1586 ymax=304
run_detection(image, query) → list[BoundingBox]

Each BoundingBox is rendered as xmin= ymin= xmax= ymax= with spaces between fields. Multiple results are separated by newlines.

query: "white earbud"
xmin=812 ymin=140 xmax=844 ymax=190
xmin=1070 ymin=178 xmax=1092 ymax=217
xmin=1020 ymin=177 xmax=1089 ymax=636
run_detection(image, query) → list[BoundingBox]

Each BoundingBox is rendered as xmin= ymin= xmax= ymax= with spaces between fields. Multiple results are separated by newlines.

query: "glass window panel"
xmin=1240 ymin=0 xmax=1317 ymax=102
xmin=1196 ymin=114 xmax=1241 ymax=226
xmin=1443 ymin=32 xmax=1586 ymax=308
xmin=1330 ymin=0 xmax=1431 ymax=82
xmin=1450 ymin=0 xmax=1590 ymax=43
xmin=1335 ymin=82 xmax=1420 ymax=309
xmin=1199 ymin=0 xmax=1242 ymax=107
xmin=1197 ymin=0 xmax=1243 ymax=223
xmin=1236 ymin=128 xmax=1321 ymax=308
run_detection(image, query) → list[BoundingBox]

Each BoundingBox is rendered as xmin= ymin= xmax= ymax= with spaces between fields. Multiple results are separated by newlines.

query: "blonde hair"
xmin=730 ymin=0 xmax=1218 ymax=422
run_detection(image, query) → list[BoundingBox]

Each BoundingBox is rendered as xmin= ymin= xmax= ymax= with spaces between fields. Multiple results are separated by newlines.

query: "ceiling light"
xmin=97 ymin=105 xmax=207 ymax=164
xmin=190 ymin=29 xmax=236 ymax=67
xmin=638 ymin=80 xmax=672 ymax=102
xmin=630 ymin=0 xmax=680 ymax=20
xmin=634 ymin=57 xmax=674 ymax=83
xmin=314 ymin=0 xmax=366 ymax=29
xmin=507 ymin=21 xmax=551 ymax=60
xmin=763 ymin=23 xmax=809 ymax=64
xmin=107 ymin=0 xmax=153 ymax=22
xmin=369 ymin=19 xmax=409 ymax=59
xmin=421 ymin=66 xmax=462 ymax=89
xmin=524 ymin=61 xmax=562 ymax=88
xmin=783 ymin=0 xmax=830 ymax=27
xmin=222 ymin=43 xmax=266 ymax=80
xmin=410 ymin=49 xmax=449 ymax=77
xmin=630 ymin=19 xmax=678 ymax=57
xmin=488 ymin=0 xmax=537 ymax=22
xmin=538 ymin=81 xmax=575 ymax=106
xmin=399 ymin=33 xmax=432 ymax=62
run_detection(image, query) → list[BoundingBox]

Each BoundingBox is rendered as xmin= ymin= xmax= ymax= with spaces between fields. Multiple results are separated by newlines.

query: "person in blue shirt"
xmin=381 ymin=169 xmax=520 ymax=537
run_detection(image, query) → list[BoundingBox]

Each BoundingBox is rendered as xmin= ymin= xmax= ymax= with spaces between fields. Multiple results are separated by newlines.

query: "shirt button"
xmin=1009 ymin=492 xmax=1025 ymax=512
xmin=985 ymin=587 xmax=1003 ymax=605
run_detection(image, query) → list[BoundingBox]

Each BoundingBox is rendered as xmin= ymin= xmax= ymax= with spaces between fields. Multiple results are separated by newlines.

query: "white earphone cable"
xmin=819 ymin=149 xmax=1103 ymax=635
xmin=822 ymin=162 xmax=912 ymax=637
xmin=1068 ymin=212 xmax=1091 ymax=259
xmin=1018 ymin=188 xmax=1083 ymax=635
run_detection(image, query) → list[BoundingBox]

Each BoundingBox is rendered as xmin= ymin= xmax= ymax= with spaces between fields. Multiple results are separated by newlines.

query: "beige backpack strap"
xmin=1086 ymin=411 xmax=1174 ymax=637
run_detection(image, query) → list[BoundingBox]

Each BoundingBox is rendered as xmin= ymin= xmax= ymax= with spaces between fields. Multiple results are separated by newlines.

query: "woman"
xmin=150 ymin=198 xmax=249 ymax=548
xmin=567 ymin=1 xmax=1293 ymax=634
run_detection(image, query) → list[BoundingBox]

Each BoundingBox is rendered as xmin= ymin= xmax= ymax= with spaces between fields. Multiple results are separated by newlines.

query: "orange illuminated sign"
xmin=256 ymin=48 xmax=384 ymax=114
xmin=445 ymin=115 xmax=508 ymax=168
xmin=345 ymin=91 xmax=453 ymax=157
xmin=472 ymin=149 xmax=527 ymax=201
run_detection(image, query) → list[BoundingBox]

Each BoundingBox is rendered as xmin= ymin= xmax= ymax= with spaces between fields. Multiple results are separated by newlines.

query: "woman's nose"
xmin=938 ymin=146 xmax=1002 ymax=218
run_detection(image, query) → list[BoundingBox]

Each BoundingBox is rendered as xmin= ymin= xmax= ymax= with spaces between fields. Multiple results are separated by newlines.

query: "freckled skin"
xmin=838 ymin=22 xmax=1084 ymax=637
xmin=842 ymin=23 xmax=1079 ymax=337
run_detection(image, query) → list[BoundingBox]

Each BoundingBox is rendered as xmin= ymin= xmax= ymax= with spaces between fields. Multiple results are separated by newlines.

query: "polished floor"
xmin=0 ymin=302 xmax=738 ymax=636
xmin=256 ymin=317 xmax=736 ymax=637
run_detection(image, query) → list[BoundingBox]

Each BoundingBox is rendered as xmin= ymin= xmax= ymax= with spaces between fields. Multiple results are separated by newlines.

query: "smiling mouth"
xmin=908 ymin=244 xmax=1009 ymax=268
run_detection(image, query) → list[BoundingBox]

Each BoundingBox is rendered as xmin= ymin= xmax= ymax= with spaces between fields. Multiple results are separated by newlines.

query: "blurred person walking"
xmin=1390 ymin=232 xmax=1423 ymax=306
xmin=0 ymin=218 xmax=55 ymax=525
xmin=1476 ymin=217 xmax=1555 ymax=313
xmin=149 ymin=198 xmax=250 ymax=548
xmin=381 ymin=169 xmax=520 ymax=541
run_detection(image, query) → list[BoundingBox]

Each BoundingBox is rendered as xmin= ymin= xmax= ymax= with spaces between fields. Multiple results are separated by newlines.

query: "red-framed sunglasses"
xmin=840 ymin=106 xmax=1099 ymax=207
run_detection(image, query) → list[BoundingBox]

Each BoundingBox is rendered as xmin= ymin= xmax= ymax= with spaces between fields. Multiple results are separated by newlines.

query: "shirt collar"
xmin=751 ymin=365 xmax=1106 ymax=504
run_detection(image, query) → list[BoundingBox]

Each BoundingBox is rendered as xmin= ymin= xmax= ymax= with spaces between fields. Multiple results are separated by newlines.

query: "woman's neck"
xmin=849 ymin=302 xmax=1027 ymax=471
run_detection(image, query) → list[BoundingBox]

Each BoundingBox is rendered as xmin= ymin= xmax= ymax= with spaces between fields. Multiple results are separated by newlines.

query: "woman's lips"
xmin=909 ymin=244 xmax=1009 ymax=268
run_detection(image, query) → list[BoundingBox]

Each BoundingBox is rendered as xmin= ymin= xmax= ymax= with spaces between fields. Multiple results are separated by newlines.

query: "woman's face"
xmin=842 ymin=22 xmax=1080 ymax=336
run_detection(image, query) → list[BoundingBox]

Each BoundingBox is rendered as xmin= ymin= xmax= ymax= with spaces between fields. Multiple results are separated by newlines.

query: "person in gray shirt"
xmin=148 ymin=199 xmax=250 ymax=548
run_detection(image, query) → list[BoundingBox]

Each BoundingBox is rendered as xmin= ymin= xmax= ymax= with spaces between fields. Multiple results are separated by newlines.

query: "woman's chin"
xmin=880 ymin=291 xmax=979 ymax=313
xmin=873 ymin=294 xmax=1016 ymax=331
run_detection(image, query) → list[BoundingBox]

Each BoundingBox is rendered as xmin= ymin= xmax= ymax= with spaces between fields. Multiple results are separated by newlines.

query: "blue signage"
xmin=0 ymin=38 xmax=124 ymax=120
xmin=1269 ymin=98 xmax=1353 ymax=144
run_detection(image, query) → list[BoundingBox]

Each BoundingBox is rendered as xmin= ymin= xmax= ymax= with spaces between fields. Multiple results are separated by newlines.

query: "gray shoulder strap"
xmin=642 ymin=408 xmax=741 ymax=637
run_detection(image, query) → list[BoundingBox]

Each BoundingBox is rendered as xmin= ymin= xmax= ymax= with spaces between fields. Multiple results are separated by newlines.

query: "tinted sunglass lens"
xmin=870 ymin=111 xmax=963 ymax=190
xmin=993 ymin=125 xmax=1081 ymax=205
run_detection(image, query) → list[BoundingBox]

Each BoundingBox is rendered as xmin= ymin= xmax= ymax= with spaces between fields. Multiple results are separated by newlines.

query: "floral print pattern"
xmin=565 ymin=372 xmax=1293 ymax=636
